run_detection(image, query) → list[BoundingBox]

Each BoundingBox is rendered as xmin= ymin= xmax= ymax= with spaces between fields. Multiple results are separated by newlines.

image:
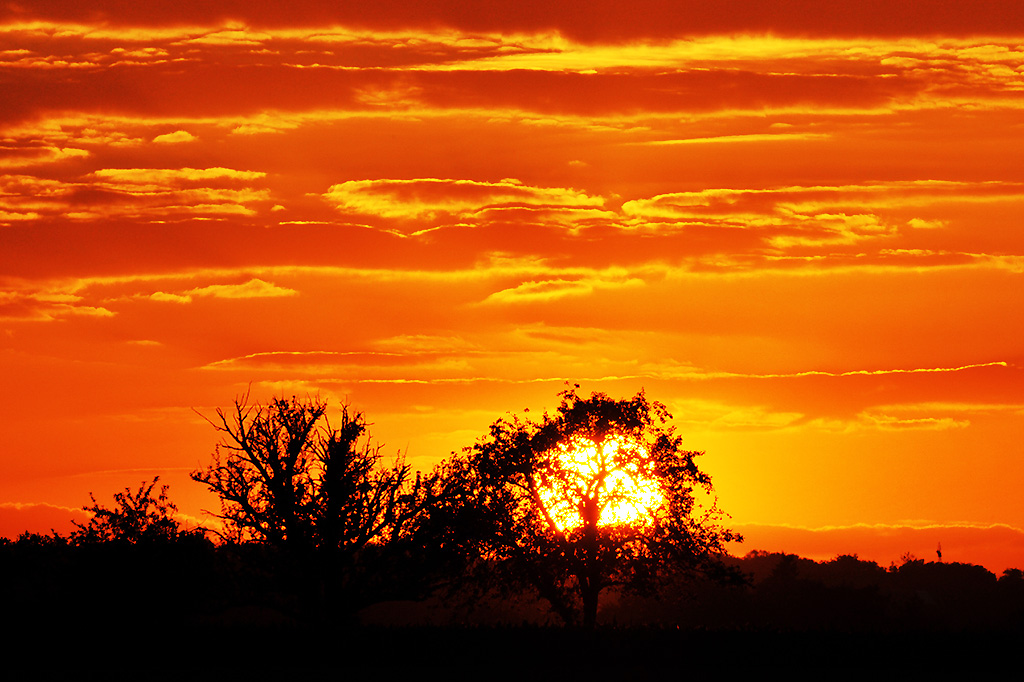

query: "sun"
xmin=536 ymin=435 xmax=663 ymax=532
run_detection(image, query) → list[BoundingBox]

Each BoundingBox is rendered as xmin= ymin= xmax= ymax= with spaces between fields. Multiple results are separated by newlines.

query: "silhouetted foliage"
xmin=886 ymin=556 xmax=1002 ymax=630
xmin=70 ymin=476 xmax=193 ymax=545
xmin=191 ymin=392 xmax=432 ymax=618
xmin=3 ymin=526 xmax=1024 ymax=668
xmin=1 ymin=486 xmax=219 ymax=654
xmin=191 ymin=393 xmax=419 ymax=550
xmin=7 ymin=392 xmax=1024 ymax=664
xmin=192 ymin=393 xmax=327 ymax=547
xmin=429 ymin=385 xmax=743 ymax=628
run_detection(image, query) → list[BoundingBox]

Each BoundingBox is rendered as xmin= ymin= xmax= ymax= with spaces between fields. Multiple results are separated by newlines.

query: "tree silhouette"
xmin=191 ymin=393 xmax=417 ymax=551
xmin=71 ymin=477 xmax=190 ymax=544
xmin=192 ymin=394 xmax=325 ymax=548
xmin=313 ymin=406 xmax=416 ymax=559
xmin=191 ymin=393 xmax=427 ymax=617
xmin=434 ymin=385 xmax=742 ymax=628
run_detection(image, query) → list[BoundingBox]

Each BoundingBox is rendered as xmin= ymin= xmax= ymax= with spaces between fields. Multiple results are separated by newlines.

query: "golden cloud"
xmin=0 ymin=291 xmax=115 ymax=322
xmin=91 ymin=167 xmax=265 ymax=185
xmin=0 ymin=146 xmax=88 ymax=168
xmin=146 ymin=279 xmax=297 ymax=303
xmin=185 ymin=278 xmax=298 ymax=299
xmin=483 ymin=275 xmax=644 ymax=304
xmin=152 ymin=130 xmax=197 ymax=144
xmin=323 ymin=178 xmax=605 ymax=221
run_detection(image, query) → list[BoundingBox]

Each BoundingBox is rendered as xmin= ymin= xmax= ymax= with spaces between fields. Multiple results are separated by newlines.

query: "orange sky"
xmin=2 ymin=1 xmax=1022 ymax=573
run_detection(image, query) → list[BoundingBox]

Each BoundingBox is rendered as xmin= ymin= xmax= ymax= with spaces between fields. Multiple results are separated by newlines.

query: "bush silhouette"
xmin=70 ymin=476 xmax=193 ymax=545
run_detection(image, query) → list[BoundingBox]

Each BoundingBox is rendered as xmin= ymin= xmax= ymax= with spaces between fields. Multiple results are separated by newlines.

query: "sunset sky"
xmin=2 ymin=1 xmax=1023 ymax=572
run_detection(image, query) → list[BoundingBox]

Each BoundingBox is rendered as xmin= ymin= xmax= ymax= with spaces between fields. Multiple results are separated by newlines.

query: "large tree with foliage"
xmin=435 ymin=385 xmax=742 ymax=628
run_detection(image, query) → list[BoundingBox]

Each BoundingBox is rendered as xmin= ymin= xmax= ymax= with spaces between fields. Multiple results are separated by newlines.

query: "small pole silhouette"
xmin=936 ymin=542 xmax=942 ymax=562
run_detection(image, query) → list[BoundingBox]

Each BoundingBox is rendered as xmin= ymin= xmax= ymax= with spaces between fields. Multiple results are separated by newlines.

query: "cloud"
xmin=180 ymin=28 xmax=272 ymax=46
xmin=907 ymin=217 xmax=947 ymax=229
xmin=667 ymin=396 xmax=977 ymax=434
xmin=657 ymin=361 xmax=1009 ymax=381
xmin=637 ymin=133 xmax=831 ymax=145
xmin=323 ymin=178 xmax=605 ymax=222
xmin=148 ymin=291 xmax=192 ymax=304
xmin=0 ymin=210 xmax=41 ymax=221
xmin=187 ymin=278 xmax=298 ymax=299
xmin=620 ymin=180 xmax=1024 ymax=253
xmin=855 ymin=413 xmax=969 ymax=431
xmin=766 ymin=212 xmax=895 ymax=249
xmin=0 ymin=115 xmax=145 ymax=149
xmin=0 ymin=291 xmax=115 ymax=322
xmin=0 ymin=167 xmax=275 ymax=225
xmin=205 ymin=349 xmax=403 ymax=369
xmin=353 ymin=83 xmax=426 ymax=107
xmin=91 ymin=167 xmax=265 ymax=185
xmin=622 ymin=181 xmax=1017 ymax=218
xmin=202 ymin=350 xmax=477 ymax=379
xmin=148 ymin=278 xmax=297 ymax=303
xmin=871 ymin=401 xmax=1024 ymax=415
xmin=669 ymin=399 xmax=806 ymax=431
xmin=27 ymin=166 xmax=276 ymax=220
xmin=0 ymin=146 xmax=88 ymax=168
xmin=0 ymin=502 xmax=89 ymax=539
xmin=483 ymin=275 xmax=644 ymax=304
xmin=152 ymin=130 xmax=196 ymax=144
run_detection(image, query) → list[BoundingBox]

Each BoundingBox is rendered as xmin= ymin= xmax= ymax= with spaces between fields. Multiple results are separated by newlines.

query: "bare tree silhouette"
xmin=192 ymin=393 xmax=326 ymax=548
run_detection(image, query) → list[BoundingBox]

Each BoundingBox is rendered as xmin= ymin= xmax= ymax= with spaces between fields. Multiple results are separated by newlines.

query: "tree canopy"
xmin=190 ymin=393 xmax=434 ymax=617
xmin=70 ymin=477 xmax=192 ymax=545
xmin=191 ymin=393 xmax=416 ymax=554
xmin=434 ymin=385 xmax=743 ymax=628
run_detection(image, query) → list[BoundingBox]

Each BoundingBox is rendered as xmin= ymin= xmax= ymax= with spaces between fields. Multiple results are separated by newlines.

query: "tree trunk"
xmin=582 ymin=584 xmax=599 ymax=629
xmin=580 ymin=494 xmax=601 ymax=629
